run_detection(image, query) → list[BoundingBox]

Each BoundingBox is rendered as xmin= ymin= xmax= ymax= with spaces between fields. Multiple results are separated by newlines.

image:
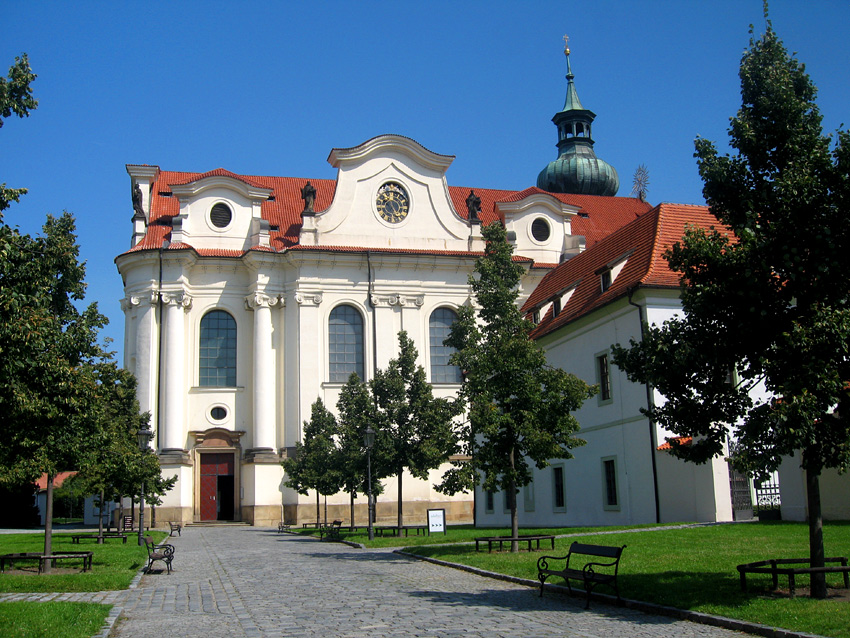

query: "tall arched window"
xmin=199 ymin=310 xmax=237 ymax=387
xmin=429 ymin=307 xmax=462 ymax=383
xmin=329 ymin=304 xmax=364 ymax=382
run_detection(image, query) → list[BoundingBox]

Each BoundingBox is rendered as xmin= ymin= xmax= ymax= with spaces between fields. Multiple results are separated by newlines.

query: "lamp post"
xmin=137 ymin=426 xmax=153 ymax=547
xmin=363 ymin=426 xmax=375 ymax=541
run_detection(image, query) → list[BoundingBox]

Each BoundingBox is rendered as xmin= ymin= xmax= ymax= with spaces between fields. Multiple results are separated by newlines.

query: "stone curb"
xmin=394 ymin=550 xmax=827 ymax=638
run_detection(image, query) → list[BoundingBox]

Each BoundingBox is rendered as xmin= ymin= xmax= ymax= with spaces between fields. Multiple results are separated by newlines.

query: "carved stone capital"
xmin=120 ymin=291 xmax=158 ymax=311
xmin=161 ymin=291 xmax=193 ymax=309
xmin=245 ymin=293 xmax=281 ymax=310
xmin=370 ymin=294 xmax=425 ymax=308
xmin=294 ymin=291 xmax=323 ymax=306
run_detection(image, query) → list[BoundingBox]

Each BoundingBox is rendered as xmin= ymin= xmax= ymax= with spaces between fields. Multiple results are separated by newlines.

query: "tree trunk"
xmin=97 ymin=489 xmax=105 ymax=542
xmin=43 ymin=474 xmax=54 ymax=573
xmin=315 ymin=491 xmax=320 ymax=528
xmin=509 ymin=446 xmax=519 ymax=553
xmin=323 ymin=494 xmax=328 ymax=526
xmin=806 ymin=468 xmax=827 ymax=598
xmin=397 ymin=468 xmax=404 ymax=533
xmin=349 ymin=492 xmax=355 ymax=531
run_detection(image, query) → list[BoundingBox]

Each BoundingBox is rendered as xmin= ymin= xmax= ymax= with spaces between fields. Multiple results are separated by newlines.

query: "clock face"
xmin=376 ymin=182 xmax=410 ymax=223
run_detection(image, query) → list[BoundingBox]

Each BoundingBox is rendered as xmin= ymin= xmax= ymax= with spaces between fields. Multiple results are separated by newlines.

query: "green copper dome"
xmin=537 ymin=42 xmax=619 ymax=196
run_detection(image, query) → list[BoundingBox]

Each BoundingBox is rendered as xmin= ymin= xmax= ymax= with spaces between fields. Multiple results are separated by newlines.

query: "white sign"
xmin=427 ymin=508 xmax=446 ymax=534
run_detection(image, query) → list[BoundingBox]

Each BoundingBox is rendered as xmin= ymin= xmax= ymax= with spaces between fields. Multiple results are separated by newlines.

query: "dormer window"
xmin=210 ymin=203 xmax=232 ymax=228
xmin=595 ymin=249 xmax=635 ymax=294
xmin=600 ymin=269 xmax=612 ymax=292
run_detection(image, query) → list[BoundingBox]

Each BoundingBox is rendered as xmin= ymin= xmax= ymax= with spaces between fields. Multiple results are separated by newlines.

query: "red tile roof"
xmin=657 ymin=436 xmax=693 ymax=451
xmin=525 ymin=203 xmax=730 ymax=339
xmin=35 ymin=471 xmax=76 ymax=491
xmin=126 ymin=167 xmax=652 ymax=258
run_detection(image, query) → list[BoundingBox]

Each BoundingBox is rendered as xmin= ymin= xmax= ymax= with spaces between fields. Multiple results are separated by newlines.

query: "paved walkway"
xmin=3 ymin=527 xmax=748 ymax=638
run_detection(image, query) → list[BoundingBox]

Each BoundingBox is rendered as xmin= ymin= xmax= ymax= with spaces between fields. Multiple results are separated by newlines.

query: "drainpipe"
xmin=627 ymin=286 xmax=661 ymax=524
xmin=156 ymin=240 xmax=168 ymax=451
xmin=366 ymin=251 xmax=379 ymax=525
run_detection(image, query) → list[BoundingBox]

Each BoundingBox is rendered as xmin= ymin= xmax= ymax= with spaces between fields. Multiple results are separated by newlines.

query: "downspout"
xmin=366 ymin=251 xmax=379 ymax=524
xmin=156 ymin=241 xmax=166 ymax=452
xmin=628 ymin=286 xmax=661 ymax=524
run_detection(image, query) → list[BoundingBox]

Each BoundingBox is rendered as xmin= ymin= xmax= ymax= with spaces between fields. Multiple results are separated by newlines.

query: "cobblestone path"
xmin=4 ymin=527 xmax=748 ymax=638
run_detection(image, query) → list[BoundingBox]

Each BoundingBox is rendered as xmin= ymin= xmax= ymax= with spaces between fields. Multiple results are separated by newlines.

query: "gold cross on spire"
xmin=563 ymin=34 xmax=570 ymax=55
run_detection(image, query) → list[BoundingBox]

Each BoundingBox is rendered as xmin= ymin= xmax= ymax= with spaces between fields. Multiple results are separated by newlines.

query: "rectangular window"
xmin=602 ymin=457 xmax=620 ymax=511
xmin=523 ymin=478 xmax=535 ymax=513
xmin=600 ymin=269 xmax=612 ymax=292
xmin=597 ymin=352 xmax=612 ymax=403
xmin=485 ymin=490 xmax=494 ymax=514
xmin=553 ymin=465 xmax=565 ymax=512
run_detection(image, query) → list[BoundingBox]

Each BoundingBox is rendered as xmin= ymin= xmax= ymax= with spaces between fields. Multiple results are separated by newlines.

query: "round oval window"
xmin=531 ymin=218 xmax=551 ymax=242
xmin=210 ymin=406 xmax=227 ymax=421
xmin=210 ymin=203 xmax=232 ymax=228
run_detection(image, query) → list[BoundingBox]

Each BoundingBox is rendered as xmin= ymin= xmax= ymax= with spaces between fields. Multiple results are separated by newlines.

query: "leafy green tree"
xmin=0 ymin=213 xmax=110 ymax=566
xmin=335 ymin=374 xmax=385 ymax=528
xmin=611 ymin=19 xmax=850 ymax=598
xmin=371 ymin=332 xmax=462 ymax=532
xmin=65 ymin=364 xmax=175 ymax=537
xmin=437 ymin=221 xmax=592 ymax=550
xmin=282 ymin=399 xmax=343 ymax=527
xmin=0 ymin=54 xmax=37 ymax=216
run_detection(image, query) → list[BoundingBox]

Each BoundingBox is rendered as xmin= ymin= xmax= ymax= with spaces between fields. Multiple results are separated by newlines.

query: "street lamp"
xmin=137 ymin=426 xmax=153 ymax=547
xmin=363 ymin=426 xmax=375 ymax=541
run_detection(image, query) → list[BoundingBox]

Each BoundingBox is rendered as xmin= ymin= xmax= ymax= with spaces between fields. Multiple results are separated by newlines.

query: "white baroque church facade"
xmin=117 ymin=126 xmax=655 ymax=526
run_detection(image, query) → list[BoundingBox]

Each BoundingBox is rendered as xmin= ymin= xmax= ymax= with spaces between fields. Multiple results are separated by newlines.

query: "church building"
xmin=116 ymin=44 xmax=741 ymax=528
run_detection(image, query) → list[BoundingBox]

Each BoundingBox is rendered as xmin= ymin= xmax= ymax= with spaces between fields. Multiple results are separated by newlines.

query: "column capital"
xmin=294 ymin=291 xmax=323 ymax=306
xmin=120 ymin=291 xmax=158 ymax=311
xmin=244 ymin=292 xmax=282 ymax=310
xmin=161 ymin=291 xmax=193 ymax=309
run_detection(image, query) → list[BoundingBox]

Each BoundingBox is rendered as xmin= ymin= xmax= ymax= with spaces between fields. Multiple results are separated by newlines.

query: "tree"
xmin=371 ymin=332 xmax=462 ymax=532
xmin=0 ymin=213 xmax=110 ymax=567
xmin=282 ymin=399 xmax=343 ymax=527
xmin=437 ymin=221 xmax=592 ymax=551
xmin=66 ymin=364 xmax=175 ymax=538
xmin=611 ymin=18 xmax=850 ymax=598
xmin=0 ymin=54 xmax=37 ymax=216
xmin=335 ymin=374 xmax=385 ymax=529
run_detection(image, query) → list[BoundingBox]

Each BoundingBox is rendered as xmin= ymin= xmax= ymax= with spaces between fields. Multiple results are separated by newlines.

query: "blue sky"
xmin=2 ymin=1 xmax=849 ymax=358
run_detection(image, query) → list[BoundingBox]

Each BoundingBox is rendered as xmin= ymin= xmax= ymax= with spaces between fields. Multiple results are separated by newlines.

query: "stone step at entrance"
xmin=185 ymin=521 xmax=252 ymax=528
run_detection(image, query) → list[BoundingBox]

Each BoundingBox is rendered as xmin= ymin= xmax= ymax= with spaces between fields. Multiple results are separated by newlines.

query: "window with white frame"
xmin=199 ymin=310 xmax=237 ymax=387
xmin=552 ymin=465 xmax=566 ymax=512
xmin=329 ymin=305 xmax=364 ymax=382
xmin=602 ymin=457 xmax=620 ymax=511
xmin=429 ymin=307 xmax=462 ymax=383
xmin=596 ymin=351 xmax=612 ymax=403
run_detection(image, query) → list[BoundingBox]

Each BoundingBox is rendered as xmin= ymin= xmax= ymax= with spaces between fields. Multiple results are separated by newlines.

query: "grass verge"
xmin=292 ymin=522 xmax=683 ymax=548
xmin=0 ymin=531 xmax=167 ymax=592
xmin=405 ymin=521 xmax=850 ymax=638
xmin=0 ymin=601 xmax=111 ymax=638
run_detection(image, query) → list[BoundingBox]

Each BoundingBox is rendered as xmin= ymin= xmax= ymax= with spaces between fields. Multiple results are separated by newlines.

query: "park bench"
xmin=537 ymin=541 xmax=626 ymax=609
xmin=71 ymin=532 xmax=128 ymax=544
xmin=277 ymin=522 xmax=291 ymax=533
xmin=143 ymin=536 xmax=175 ymax=574
xmin=474 ymin=534 xmax=555 ymax=553
xmin=168 ymin=522 xmax=182 ymax=537
xmin=737 ymin=557 xmax=850 ymax=598
xmin=319 ymin=520 xmax=342 ymax=540
xmin=0 ymin=551 xmax=93 ymax=574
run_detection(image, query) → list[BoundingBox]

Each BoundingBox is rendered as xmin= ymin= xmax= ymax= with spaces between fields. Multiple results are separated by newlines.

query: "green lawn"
xmin=0 ymin=601 xmax=110 ymax=638
xmin=405 ymin=521 xmax=850 ymax=638
xmin=293 ymin=521 xmax=683 ymax=548
xmin=0 ymin=531 xmax=166 ymax=592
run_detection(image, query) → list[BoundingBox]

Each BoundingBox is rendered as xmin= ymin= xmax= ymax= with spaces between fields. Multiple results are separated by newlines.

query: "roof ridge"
xmin=639 ymin=204 xmax=666 ymax=285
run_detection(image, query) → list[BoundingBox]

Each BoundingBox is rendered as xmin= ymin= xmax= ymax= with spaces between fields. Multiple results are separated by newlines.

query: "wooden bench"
xmin=71 ymin=532 xmax=128 ymax=544
xmin=474 ymin=535 xmax=555 ymax=553
xmin=537 ymin=542 xmax=626 ymax=609
xmin=143 ymin=536 xmax=175 ymax=574
xmin=0 ymin=551 xmax=93 ymax=574
xmin=738 ymin=557 xmax=850 ymax=598
xmin=168 ymin=522 xmax=182 ymax=537
xmin=319 ymin=520 xmax=342 ymax=540
xmin=277 ymin=522 xmax=291 ymax=533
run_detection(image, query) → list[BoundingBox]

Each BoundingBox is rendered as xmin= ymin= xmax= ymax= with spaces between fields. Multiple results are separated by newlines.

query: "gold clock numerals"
xmin=376 ymin=182 xmax=410 ymax=223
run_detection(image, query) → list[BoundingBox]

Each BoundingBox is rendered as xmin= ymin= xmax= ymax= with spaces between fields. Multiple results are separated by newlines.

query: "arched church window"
xmin=199 ymin=310 xmax=237 ymax=387
xmin=329 ymin=305 xmax=364 ymax=382
xmin=429 ymin=308 xmax=462 ymax=383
